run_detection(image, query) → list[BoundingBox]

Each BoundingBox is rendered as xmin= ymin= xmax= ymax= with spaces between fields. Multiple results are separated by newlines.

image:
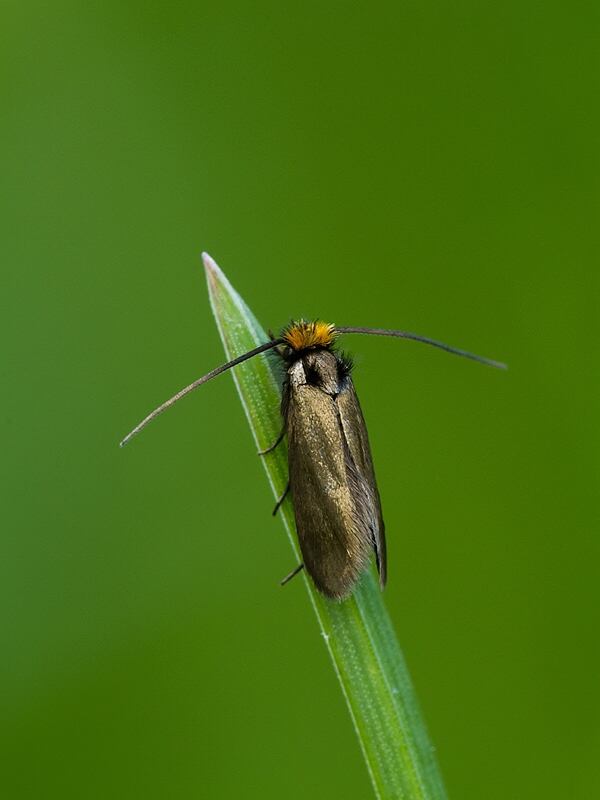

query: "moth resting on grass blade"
xmin=121 ymin=298 xmax=506 ymax=601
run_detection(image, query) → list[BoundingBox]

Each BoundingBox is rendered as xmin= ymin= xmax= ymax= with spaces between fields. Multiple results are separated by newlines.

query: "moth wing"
xmin=336 ymin=378 xmax=387 ymax=589
xmin=286 ymin=383 xmax=371 ymax=600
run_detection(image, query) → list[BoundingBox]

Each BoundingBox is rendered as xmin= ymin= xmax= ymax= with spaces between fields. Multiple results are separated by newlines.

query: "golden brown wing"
xmin=285 ymin=375 xmax=382 ymax=600
xmin=336 ymin=379 xmax=386 ymax=589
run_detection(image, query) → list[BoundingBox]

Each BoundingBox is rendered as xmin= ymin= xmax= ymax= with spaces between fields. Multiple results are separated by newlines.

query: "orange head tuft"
xmin=282 ymin=320 xmax=337 ymax=352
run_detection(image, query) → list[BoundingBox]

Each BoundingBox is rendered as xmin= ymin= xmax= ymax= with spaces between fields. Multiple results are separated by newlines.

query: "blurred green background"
xmin=1 ymin=2 xmax=597 ymax=798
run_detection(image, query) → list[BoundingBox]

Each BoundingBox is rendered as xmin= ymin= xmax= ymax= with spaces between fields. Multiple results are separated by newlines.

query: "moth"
xmin=121 ymin=319 xmax=505 ymax=602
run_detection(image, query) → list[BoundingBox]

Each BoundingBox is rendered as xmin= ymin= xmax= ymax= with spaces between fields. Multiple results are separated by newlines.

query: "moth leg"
xmin=258 ymin=427 xmax=285 ymax=456
xmin=271 ymin=481 xmax=290 ymax=516
xmin=280 ymin=563 xmax=304 ymax=586
xmin=256 ymin=330 xmax=285 ymax=456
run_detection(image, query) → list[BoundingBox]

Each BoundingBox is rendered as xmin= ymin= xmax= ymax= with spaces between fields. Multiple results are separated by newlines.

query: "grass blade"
xmin=204 ymin=252 xmax=448 ymax=800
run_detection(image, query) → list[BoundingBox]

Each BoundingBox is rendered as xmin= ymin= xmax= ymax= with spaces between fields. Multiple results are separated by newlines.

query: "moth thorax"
xmin=292 ymin=350 xmax=344 ymax=396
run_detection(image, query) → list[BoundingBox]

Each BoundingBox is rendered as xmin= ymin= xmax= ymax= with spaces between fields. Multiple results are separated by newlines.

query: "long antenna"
xmin=120 ymin=338 xmax=284 ymax=446
xmin=121 ymin=323 xmax=506 ymax=447
xmin=335 ymin=327 xmax=507 ymax=370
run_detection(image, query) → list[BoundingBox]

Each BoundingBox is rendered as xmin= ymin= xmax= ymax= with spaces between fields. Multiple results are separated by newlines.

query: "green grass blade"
xmin=204 ymin=252 xmax=449 ymax=800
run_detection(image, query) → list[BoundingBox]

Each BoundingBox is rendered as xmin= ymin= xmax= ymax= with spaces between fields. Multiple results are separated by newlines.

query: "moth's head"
xmin=281 ymin=320 xmax=338 ymax=361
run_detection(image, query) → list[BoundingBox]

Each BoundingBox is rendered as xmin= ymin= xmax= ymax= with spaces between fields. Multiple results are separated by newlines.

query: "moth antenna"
xmin=335 ymin=327 xmax=507 ymax=370
xmin=120 ymin=338 xmax=284 ymax=446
